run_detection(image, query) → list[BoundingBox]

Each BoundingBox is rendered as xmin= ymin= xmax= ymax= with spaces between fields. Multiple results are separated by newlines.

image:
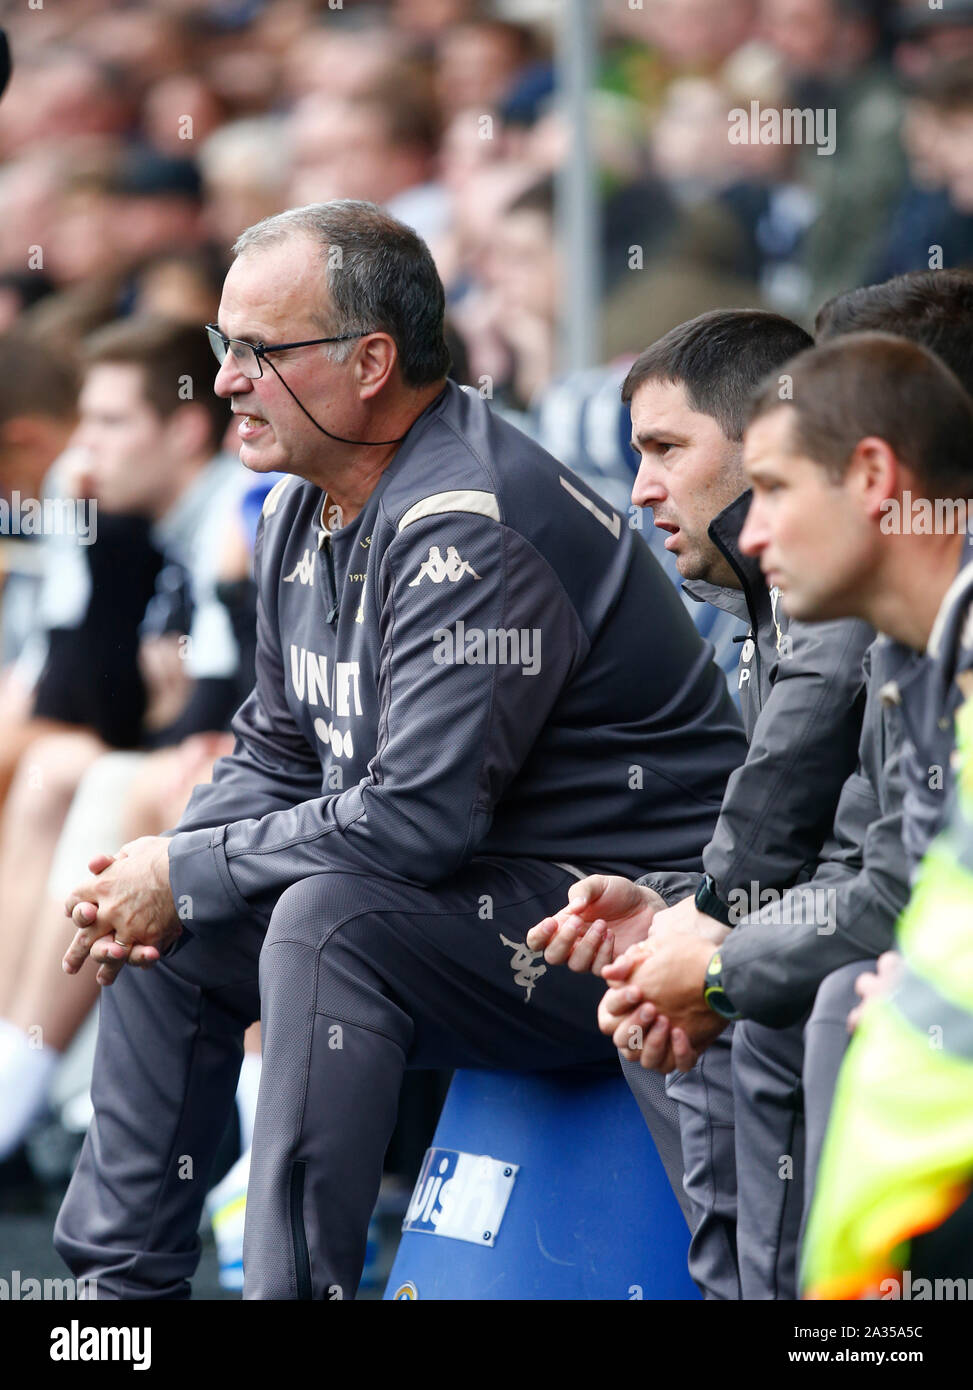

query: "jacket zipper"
xmin=289 ymin=1159 xmax=313 ymax=1300
xmin=710 ymin=530 xmax=762 ymax=690
xmin=318 ymin=531 xmax=340 ymax=625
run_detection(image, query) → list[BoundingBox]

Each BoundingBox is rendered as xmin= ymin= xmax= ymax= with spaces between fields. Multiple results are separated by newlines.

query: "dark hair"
xmin=0 ymin=333 xmax=77 ymax=427
xmin=507 ymin=176 xmax=555 ymax=220
xmin=356 ymin=67 xmax=442 ymax=156
xmin=450 ymin=17 xmax=542 ymax=63
xmin=748 ymin=331 xmax=973 ymax=492
xmin=233 ymin=201 xmax=451 ymax=388
xmin=81 ymin=315 xmax=230 ymax=449
xmin=911 ymin=55 xmax=973 ymax=113
xmin=621 ymin=309 xmax=813 ymax=441
xmin=815 ymin=269 xmax=973 ymax=397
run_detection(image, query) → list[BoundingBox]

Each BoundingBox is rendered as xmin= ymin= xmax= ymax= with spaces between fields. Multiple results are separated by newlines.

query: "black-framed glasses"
xmin=205 ymin=324 xmax=366 ymax=379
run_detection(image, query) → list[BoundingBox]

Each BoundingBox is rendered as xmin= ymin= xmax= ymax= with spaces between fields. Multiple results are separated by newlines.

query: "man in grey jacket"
xmin=598 ymin=299 xmax=973 ymax=1295
xmin=531 ymin=309 xmax=873 ymax=1298
xmin=52 ymin=202 xmax=747 ymax=1299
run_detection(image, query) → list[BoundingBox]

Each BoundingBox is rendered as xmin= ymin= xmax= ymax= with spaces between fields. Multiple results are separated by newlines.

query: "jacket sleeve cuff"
xmin=719 ymin=924 xmax=809 ymax=1028
xmin=167 ymin=824 xmax=254 ymax=936
xmin=635 ymin=870 xmax=703 ymax=907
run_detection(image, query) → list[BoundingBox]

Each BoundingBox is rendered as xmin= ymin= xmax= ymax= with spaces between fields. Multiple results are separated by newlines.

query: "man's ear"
xmin=848 ymin=435 xmax=899 ymax=522
xmin=356 ymin=333 xmax=397 ymax=399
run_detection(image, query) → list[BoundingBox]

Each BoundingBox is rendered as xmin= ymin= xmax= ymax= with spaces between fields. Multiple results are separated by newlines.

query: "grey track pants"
xmin=732 ymin=960 xmax=868 ymax=1299
xmin=667 ymin=959 xmax=868 ymax=1301
xmin=54 ymin=858 xmax=685 ymax=1300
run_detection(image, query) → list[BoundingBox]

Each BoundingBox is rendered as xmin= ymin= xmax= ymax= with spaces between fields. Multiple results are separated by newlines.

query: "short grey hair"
xmin=232 ymin=201 xmax=451 ymax=387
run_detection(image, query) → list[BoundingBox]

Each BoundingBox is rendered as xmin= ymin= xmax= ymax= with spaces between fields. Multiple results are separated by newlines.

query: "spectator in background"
xmin=451 ymin=169 xmax=750 ymax=690
xmin=434 ymin=16 xmax=546 ymax=121
xmin=0 ymin=269 xmax=55 ymax=333
xmin=141 ymin=72 xmax=227 ymax=159
xmin=757 ymin=0 xmax=905 ymax=313
xmin=0 ymin=45 xmax=133 ymax=159
xmin=601 ymin=0 xmax=757 ymax=114
xmin=22 ymin=149 xmax=208 ymax=351
xmin=129 ymin=250 xmax=224 ymax=327
xmin=46 ymin=317 xmax=246 ymax=746
xmin=0 ymin=333 xmax=82 ymax=802
xmin=868 ymin=58 xmax=973 ymax=280
xmin=0 ymin=316 xmax=252 ymax=1186
xmin=391 ymin=0 xmax=480 ymax=49
xmin=108 ymin=147 xmax=207 ymax=282
xmin=923 ymin=56 xmax=973 ymax=219
xmin=287 ymin=71 xmax=450 ymax=249
xmin=473 ymin=177 xmax=559 ymax=412
xmin=199 ymin=116 xmax=292 ymax=257
xmin=893 ymin=0 xmax=973 ymax=79
xmin=280 ymin=21 xmax=402 ymax=104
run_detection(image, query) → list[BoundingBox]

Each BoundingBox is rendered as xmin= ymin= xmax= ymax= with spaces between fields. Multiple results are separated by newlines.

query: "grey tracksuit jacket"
xmin=640 ymin=490 xmax=873 ymax=918
xmin=725 ymin=530 xmax=973 ymax=1026
xmin=626 ymin=490 xmax=872 ymax=1302
xmin=165 ymin=381 xmax=747 ymax=933
xmin=720 ymin=637 xmax=912 ymax=1025
xmin=892 ymin=529 xmax=973 ymax=866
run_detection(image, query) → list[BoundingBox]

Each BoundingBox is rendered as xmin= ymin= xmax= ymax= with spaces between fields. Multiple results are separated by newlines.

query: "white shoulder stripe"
xmin=397 ymin=489 xmax=500 ymax=532
xmin=262 ymin=475 xmax=296 ymax=519
xmin=559 ymin=476 xmax=621 ymax=538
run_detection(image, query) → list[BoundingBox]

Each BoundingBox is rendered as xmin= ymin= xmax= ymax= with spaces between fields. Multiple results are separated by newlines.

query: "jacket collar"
xmin=682 ymin=489 xmax=766 ymax=629
xmin=869 ymin=530 xmax=973 ymax=721
xmin=926 ymin=527 xmax=973 ymax=660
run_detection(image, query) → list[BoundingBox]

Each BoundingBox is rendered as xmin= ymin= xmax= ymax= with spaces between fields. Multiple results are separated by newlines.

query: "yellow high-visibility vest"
xmin=801 ymin=698 xmax=973 ymax=1300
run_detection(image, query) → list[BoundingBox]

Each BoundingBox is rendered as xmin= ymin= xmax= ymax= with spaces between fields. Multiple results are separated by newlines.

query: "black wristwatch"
xmin=703 ymin=951 xmax=741 ymax=1021
xmin=695 ymin=873 xmax=735 ymax=927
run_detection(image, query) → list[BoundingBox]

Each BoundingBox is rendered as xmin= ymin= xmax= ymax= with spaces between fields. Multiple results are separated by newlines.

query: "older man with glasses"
xmin=53 ymin=199 xmax=746 ymax=1301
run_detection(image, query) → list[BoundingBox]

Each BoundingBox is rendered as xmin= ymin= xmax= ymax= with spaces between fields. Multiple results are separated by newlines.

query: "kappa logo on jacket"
xmin=408 ymin=545 xmax=481 ymax=587
xmin=284 ymin=550 xmax=316 ymax=585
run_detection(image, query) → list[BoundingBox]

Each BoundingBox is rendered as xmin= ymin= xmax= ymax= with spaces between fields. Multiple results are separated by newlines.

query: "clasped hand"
xmin=526 ymin=877 xmax=732 ymax=1072
xmin=62 ymin=836 xmax=181 ymax=987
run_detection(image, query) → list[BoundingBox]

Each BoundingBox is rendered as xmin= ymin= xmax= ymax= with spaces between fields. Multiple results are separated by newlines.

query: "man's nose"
xmin=213 ymin=354 xmax=251 ymax=398
xmin=631 ymin=460 xmax=667 ymax=510
xmin=738 ymin=494 xmax=768 ymax=555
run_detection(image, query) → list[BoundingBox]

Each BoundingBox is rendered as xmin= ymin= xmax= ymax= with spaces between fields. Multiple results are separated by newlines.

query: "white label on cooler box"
xmin=401 ymin=1147 xmax=518 ymax=1247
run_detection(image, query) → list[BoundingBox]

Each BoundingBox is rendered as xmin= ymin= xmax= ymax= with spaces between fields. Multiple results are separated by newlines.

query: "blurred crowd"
xmin=4 ymin=0 xmax=973 ymax=403
xmin=3 ymin=0 xmax=973 ymax=1293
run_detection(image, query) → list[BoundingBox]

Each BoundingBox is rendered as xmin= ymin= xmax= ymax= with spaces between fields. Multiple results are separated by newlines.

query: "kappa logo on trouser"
xmin=499 ymin=934 xmax=547 ymax=1001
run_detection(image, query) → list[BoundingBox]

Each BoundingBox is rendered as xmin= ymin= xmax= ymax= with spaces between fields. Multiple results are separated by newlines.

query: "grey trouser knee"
xmin=732 ymin=1017 xmax=806 ymax=1299
xmin=54 ymin=927 xmax=262 ymax=1299
xmin=663 ymin=1029 xmax=740 ymax=1299
xmin=243 ymin=860 xmax=657 ymax=1300
xmin=799 ymin=960 xmax=866 ymax=1245
xmin=731 ymin=959 xmax=873 ymax=1299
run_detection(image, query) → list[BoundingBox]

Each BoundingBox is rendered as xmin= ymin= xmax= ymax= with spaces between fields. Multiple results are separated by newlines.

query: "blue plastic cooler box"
xmin=384 ymin=1067 xmax=700 ymax=1300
